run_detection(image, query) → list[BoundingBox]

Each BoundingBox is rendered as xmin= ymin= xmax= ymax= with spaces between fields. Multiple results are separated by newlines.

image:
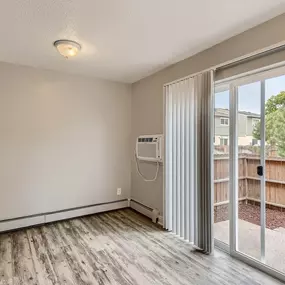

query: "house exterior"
xmin=214 ymin=108 xmax=260 ymax=146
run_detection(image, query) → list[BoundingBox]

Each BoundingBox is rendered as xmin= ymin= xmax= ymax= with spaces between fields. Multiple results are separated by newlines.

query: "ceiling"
xmin=1 ymin=0 xmax=285 ymax=83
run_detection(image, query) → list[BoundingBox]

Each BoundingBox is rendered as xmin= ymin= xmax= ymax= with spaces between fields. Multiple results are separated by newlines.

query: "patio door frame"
xmin=229 ymin=78 xmax=267 ymax=262
xmin=215 ymin=63 xmax=285 ymax=282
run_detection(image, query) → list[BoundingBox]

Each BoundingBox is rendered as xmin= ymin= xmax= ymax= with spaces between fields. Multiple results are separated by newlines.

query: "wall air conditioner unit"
xmin=136 ymin=134 xmax=163 ymax=163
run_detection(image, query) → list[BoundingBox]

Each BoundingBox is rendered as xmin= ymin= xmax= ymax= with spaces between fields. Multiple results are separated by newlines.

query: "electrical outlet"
xmin=117 ymin=188 xmax=122 ymax=195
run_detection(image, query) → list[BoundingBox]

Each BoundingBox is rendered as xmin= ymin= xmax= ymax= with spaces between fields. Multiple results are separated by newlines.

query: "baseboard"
xmin=0 ymin=216 xmax=45 ymax=233
xmin=157 ymin=215 xmax=164 ymax=226
xmin=0 ymin=199 xmax=128 ymax=233
xmin=45 ymin=200 xmax=128 ymax=223
xmin=130 ymin=200 xmax=153 ymax=219
xmin=0 ymin=199 xmax=163 ymax=233
xmin=130 ymin=199 xmax=163 ymax=226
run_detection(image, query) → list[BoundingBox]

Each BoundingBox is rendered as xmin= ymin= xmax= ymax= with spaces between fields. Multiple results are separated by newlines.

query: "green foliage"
xmin=253 ymin=91 xmax=285 ymax=157
xmin=270 ymin=108 xmax=285 ymax=157
xmin=265 ymin=91 xmax=285 ymax=115
xmin=252 ymin=120 xmax=260 ymax=140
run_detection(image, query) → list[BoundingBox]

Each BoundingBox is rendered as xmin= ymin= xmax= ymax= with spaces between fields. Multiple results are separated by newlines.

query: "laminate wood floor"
xmin=0 ymin=209 xmax=283 ymax=285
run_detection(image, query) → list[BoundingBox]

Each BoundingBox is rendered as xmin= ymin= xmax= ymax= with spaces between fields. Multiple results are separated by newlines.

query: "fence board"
xmin=214 ymin=155 xmax=285 ymax=207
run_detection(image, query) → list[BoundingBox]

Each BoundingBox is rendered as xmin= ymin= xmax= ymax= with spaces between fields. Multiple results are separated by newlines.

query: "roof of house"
xmin=214 ymin=108 xmax=260 ymax=118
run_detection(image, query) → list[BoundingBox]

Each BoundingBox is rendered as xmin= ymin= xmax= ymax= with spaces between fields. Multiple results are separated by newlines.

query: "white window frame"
xmin=220 ymin=117 xmax=229 ymax=126
xmin=220 ymin=137 xmax=229 ymax=146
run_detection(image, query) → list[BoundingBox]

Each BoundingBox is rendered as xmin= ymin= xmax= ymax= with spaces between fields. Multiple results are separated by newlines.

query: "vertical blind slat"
xmin=181 ymin=80 xmax=185 ymax=238
xmin=190 ymin=78 xmax=195 ymax=242
xmin=185 ymin=79 xmax=190 ymax=241
xmin=177 ymin=82 xmax=181 ymax=236
xmin=164 ymin=85 xmax=168 ymax=229
xmin=166 ymin=86 xmax=172 ymax=230
xmin=168 ymin=86 xmax=173 ymax=231
xmin=172 ymin=83 xmax=177 ymax=234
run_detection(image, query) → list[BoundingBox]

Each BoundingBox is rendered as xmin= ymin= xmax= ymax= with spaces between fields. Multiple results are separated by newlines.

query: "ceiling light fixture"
xmin=54 ymin=40 xmax=81 ymax=59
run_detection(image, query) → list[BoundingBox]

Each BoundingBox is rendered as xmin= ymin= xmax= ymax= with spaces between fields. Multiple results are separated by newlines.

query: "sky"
xmin=215 ymin=75 xmax=285 ymax=114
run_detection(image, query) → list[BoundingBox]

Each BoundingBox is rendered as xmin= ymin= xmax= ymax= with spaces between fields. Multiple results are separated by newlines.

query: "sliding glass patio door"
xmin=231 ymin=80 xmax=265 ymax=262
xmin=214 ymin=65 xmax=285 ymax=281
xmin=264 ymin=74 xmax=285 ymax=274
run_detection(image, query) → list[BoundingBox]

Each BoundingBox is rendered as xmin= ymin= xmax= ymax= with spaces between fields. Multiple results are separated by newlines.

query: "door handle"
xmin=257 ymin=165 xmax=263 ymax=176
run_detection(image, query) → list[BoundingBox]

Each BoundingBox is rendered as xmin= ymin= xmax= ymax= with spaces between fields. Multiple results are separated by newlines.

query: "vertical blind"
xmin=194 ymin=71 xmax=214 ymax=254
xmin=164 ymin=70 xmax=214 ymax=254
xmin=164 ymin=77 xmax=195 ymax=242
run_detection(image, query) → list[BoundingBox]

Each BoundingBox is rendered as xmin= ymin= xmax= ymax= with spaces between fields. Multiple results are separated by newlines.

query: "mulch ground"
xmin=215 ymin=203 xmax=285 ymax=230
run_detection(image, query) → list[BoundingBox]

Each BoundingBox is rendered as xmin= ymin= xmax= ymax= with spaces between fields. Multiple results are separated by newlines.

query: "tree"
xmin=265 ymin=91 xmax=285 ymax=115
xmin=253 ymin=91 xmax=285 ymax=157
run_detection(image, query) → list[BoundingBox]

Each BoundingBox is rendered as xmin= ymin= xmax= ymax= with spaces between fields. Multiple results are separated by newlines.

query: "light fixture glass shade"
xmin=54 ymin=40 xmax=81 ymax=58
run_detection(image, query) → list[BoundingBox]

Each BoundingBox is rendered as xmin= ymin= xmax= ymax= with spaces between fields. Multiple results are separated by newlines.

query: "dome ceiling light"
xmin=54 ymin=40 xmax=81 ymax=59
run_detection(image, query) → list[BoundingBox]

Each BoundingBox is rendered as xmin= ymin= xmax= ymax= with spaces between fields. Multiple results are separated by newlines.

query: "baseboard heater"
xmin=130 ymin=199 xmax=163 ymax=226
xmin=0 ymin=199 xmax=129 ymax=233
xmin=0 ymin=198 xmax=163 ymax=233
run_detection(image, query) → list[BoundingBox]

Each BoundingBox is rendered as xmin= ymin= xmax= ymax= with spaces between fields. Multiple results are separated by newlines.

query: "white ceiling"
xmin=1 ymin=0 xmax=285 ymax=83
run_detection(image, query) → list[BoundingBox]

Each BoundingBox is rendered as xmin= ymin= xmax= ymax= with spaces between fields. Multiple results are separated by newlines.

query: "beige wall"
xmin=0 ymin=62 xmax=131 ymax=220
xmin=131 ymin=13 xmax=285 ymax=214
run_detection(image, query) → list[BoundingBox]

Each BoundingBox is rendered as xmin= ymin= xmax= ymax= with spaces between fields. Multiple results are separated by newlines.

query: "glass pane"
xmin=264 ymin=75 xmax=285 ymax=274
xmin=237 ymin=81 xmax=261 ymax=260
xmin=213 ymin=89 xmax=230 ymax=245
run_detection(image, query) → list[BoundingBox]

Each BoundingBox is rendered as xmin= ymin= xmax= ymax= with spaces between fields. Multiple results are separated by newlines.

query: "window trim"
xmin=220 ymin=117 xmax=229 ymax=126
xmin=220 ymin=137 xmax=229 ymax=146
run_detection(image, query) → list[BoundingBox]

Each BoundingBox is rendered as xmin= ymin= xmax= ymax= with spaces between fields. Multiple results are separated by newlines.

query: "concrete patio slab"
xmin=274 ymin=227 xmax=285 ymax=234
xmin=214 ymin=219 xmax=285 ymax=274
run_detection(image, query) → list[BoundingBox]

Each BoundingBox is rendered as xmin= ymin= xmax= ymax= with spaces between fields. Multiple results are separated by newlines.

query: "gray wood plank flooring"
xmin=0 ymin=209 xmax=283 ymax=285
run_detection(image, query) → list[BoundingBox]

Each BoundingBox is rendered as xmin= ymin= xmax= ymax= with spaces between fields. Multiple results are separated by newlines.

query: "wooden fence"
xmin=214 ymin=155 xmax=285 ymax=208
